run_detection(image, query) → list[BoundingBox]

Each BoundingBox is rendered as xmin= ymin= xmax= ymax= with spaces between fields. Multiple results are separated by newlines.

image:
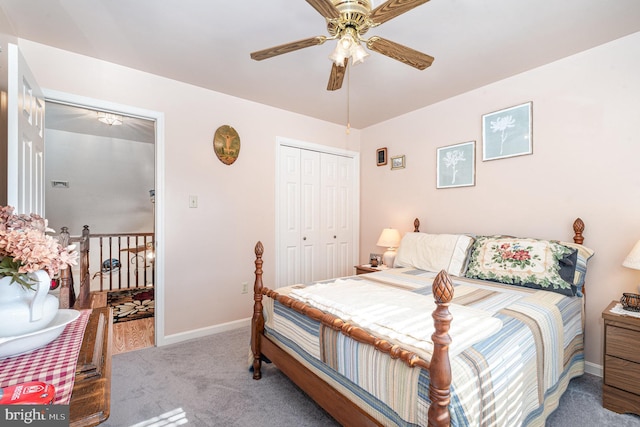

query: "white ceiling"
xmin=2 ymin=0 xmax=640 ymax=129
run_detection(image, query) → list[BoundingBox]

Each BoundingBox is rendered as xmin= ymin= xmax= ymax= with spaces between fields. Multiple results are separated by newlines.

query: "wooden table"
xmin=70 ymin=307 xmax=113 ymax=427
xmin=354 ymin=265 xmax=382 ymax=275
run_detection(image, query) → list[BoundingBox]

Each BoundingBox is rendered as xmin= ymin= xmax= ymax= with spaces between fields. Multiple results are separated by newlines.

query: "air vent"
xmin=51 ymin=180 xmax=70 ymax=189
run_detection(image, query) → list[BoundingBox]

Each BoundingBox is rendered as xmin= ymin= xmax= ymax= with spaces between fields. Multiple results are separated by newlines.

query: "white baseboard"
xmin=159 ymin=317 xmax=250 ymax=347
xmin=585 ymin=361 xmax=602 ymax=377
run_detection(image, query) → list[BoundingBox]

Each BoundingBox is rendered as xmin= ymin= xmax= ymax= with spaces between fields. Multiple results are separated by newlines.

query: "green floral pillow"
xmin=465 ymin=236 xmax=576 ymax=296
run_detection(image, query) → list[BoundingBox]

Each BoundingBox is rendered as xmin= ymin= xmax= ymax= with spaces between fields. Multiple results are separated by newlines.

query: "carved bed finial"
xmin=255 ymin=241 xmax=264 ymax=257
xmin=432 ymin=270 xmax=454 ymax=304
xmin=573 ymin=218 xmax=585 ymax=244
xmin=414 ymin=218 xmax=420 ymax=233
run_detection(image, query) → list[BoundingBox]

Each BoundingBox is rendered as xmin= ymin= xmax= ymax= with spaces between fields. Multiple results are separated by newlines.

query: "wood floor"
xmin=112 ymin=317 xmax=154 ymax=354
xmin=90 ymin=290 xmax=155 ymax=355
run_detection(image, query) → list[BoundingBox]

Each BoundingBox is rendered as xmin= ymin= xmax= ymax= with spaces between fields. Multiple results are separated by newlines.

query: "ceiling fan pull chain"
xmin=346 ymin=64 xmax=351 ymax=135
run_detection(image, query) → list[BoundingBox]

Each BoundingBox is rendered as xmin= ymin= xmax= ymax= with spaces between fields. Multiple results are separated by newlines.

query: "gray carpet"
xmin=103 ymin=326 xmax=640 ymax=426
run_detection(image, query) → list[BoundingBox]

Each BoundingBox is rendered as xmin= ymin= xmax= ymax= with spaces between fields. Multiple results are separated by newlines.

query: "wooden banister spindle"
xmin=252 ymin=241 xmax=265 ymax=380
xmin=428 ymin=270 xmax=454 ymax=427
xmin=77 ymin=225 xmax=91 ymax=308
xmin=58 ymin=226 xmax=75 ymax=308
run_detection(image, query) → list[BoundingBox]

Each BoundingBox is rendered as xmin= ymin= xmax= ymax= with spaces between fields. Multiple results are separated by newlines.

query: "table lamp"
xmin=623 ymin=239 xmax=640 ymax=293
xmin=377 ymin=228 xmax=401 ymax=268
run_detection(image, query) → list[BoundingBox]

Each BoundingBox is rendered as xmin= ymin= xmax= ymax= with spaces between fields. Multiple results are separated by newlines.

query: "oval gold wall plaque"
xmin=213 ymin=125 xmax=240 ymax=165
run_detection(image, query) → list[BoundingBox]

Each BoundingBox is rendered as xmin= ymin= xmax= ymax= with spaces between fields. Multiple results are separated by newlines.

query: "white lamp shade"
xmin=376 ymin=228 xmax=401 ymax=248
xmin=329 ymin=46 xmax=348 ymax=66
xmin=377 ymin=228 xmax=401 ymax=267
xmin=623 ymin=240 xmax=640 ymax=270
xmin=350 ymin=44 xmax=369 ymax=65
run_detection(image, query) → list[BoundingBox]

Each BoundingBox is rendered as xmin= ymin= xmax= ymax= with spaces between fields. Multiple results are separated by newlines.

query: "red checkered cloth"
xmin=0 ymin=309 xmax=91 ymax=404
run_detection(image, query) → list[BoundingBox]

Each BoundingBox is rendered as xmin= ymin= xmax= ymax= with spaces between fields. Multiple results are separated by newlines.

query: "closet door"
xmin=320 ymin=153 xmax=353 ymax=279
xmin=277 ymin=143 xmax=355 ymax=288
xmin=278 ymin=146 xmax=320 ymax=286
xmin=299 ymin=149 xmax=321 ymax=283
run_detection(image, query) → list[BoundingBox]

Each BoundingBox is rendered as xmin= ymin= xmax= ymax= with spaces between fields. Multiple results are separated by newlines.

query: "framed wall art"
xmin=376 ymin=147 xmax=387 ymax=166
xmin=391 ymin=155 xmax=405 ymax=170
xmin=482 ymin=101 xmax=532 ymax=161
xmin=213 ymin=125 xmax=241 ymax=165
xmin=436 ymin=141 xmax=475 ymax=189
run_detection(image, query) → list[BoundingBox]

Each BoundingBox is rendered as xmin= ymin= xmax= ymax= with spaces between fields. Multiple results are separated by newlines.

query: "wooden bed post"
xmin=428 ymin=270 xmax=454 ymax=427
xmin=251 ymin=241 xmax=265 ymax=380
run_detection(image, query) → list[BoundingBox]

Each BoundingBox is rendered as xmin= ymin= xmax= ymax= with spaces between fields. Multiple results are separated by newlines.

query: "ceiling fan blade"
xmin=367 ymin=36 xmax=434 ymax=70
xmin=305 ymin=0 xmax=341 ymax=20
xmin=327 ymin=59 xmax=348 ymax=91
xmin=370 ymin=0 xmax=430 ymax=26
xmin=250 ymin=36 xmax=327 ymax=61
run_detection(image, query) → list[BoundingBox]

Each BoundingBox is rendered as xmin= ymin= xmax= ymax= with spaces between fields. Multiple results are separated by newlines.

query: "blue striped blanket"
xmin=263 ymin=268 xmax=584 ymax=426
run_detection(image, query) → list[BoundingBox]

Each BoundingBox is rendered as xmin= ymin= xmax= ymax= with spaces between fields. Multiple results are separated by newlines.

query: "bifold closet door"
xmin=279 ymin=146 xmax=320 ymax=286
xmin=278 ymin=145 xmax=354 ymax=287
xmin=320 ymin=153 xmax=353 ymax=280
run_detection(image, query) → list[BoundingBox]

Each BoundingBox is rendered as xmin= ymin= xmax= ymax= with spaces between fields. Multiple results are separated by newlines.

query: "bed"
xmin=250 ymin=218 xmax=593 ymax=426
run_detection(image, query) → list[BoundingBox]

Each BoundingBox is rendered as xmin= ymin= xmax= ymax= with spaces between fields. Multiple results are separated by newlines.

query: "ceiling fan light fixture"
xmin=97 ymin=112 xmax=123 ymax=126
xmin=330 ymin=27 xmax=369 ymax=67
xmin=339 ymin=32 xmax=355 ymax=50
xmin=329 ymin=44 xmax=349 ymax=66
xmin=350 ymin=43 xmax=369 ymax=65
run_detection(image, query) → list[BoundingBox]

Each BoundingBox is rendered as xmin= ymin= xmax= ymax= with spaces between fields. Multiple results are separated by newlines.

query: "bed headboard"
xmin=412 ymin=217 xmax=585 ymax=244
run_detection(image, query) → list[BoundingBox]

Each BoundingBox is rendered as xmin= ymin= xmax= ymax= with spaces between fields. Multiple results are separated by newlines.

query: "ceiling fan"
xmin=250 ymin=0 xmax=435 ymax=91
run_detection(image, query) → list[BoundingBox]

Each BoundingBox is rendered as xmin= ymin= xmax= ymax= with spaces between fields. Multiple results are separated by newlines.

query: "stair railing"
xmin=58 ymin=226 xmax=154 ymax=309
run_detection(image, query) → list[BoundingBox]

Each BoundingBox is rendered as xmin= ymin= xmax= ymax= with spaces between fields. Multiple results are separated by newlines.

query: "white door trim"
xmin=41 ymin=89 xmax=167 ymax=347
xmin=275 ymin=136 xmax=360 ymax=287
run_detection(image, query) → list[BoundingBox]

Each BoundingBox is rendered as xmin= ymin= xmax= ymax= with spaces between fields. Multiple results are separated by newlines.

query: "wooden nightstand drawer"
xmin=604 ymin=355 xmax=640 ymax=395
xmin=603 ymin=384 xmax=640 ymax=415
xmin=606 ymin=325 xmax=640 ymax=363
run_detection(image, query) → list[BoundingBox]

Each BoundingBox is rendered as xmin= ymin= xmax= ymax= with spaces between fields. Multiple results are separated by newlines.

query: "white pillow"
xmin=394 ymin=233 xmax=475 ymax=276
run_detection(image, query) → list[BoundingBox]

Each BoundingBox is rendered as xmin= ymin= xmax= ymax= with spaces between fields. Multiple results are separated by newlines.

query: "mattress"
xmin=262 ymin=268 xmax=584 ymax=427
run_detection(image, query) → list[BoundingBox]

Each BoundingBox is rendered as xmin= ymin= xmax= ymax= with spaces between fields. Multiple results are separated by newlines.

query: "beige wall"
xmin=18 ymin=39 xmax=361 ymax=337
xmin=359 ymin=31 xmax=640 ymax=368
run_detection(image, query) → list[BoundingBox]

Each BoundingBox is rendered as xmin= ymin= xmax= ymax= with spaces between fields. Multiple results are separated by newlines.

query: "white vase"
xmin=0 ymin=270 xmax=59 ymax=337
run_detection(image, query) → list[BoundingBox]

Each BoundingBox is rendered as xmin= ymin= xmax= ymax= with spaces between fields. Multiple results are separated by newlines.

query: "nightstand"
xmin=354 ymin=265 xmax=380 ymax=275
xmin=602 ymin=300 xmax=640 ymax=415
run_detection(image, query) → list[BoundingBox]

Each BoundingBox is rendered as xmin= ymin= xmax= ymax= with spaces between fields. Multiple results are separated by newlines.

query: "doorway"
xmin=42 ymin=89 xmax=166 ymax=349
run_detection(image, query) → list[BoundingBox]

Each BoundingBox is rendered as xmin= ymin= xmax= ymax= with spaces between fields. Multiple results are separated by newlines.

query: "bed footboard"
xmin=250 ymin=241 xmax=454 ymax=427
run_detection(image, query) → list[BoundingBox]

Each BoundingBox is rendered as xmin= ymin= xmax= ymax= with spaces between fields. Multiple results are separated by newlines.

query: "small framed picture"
xmin=376 ymin=147 xmax=387 ymax=166
xmin=436 ymin=141 xmax=475 ymax=189
xmin=369 ymin=253 xmax=382 ymax=267
xmin=482 ymin=102 xmax=532 ymax=161
xmin=391 ymin=155 xmax=405 ymax=170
